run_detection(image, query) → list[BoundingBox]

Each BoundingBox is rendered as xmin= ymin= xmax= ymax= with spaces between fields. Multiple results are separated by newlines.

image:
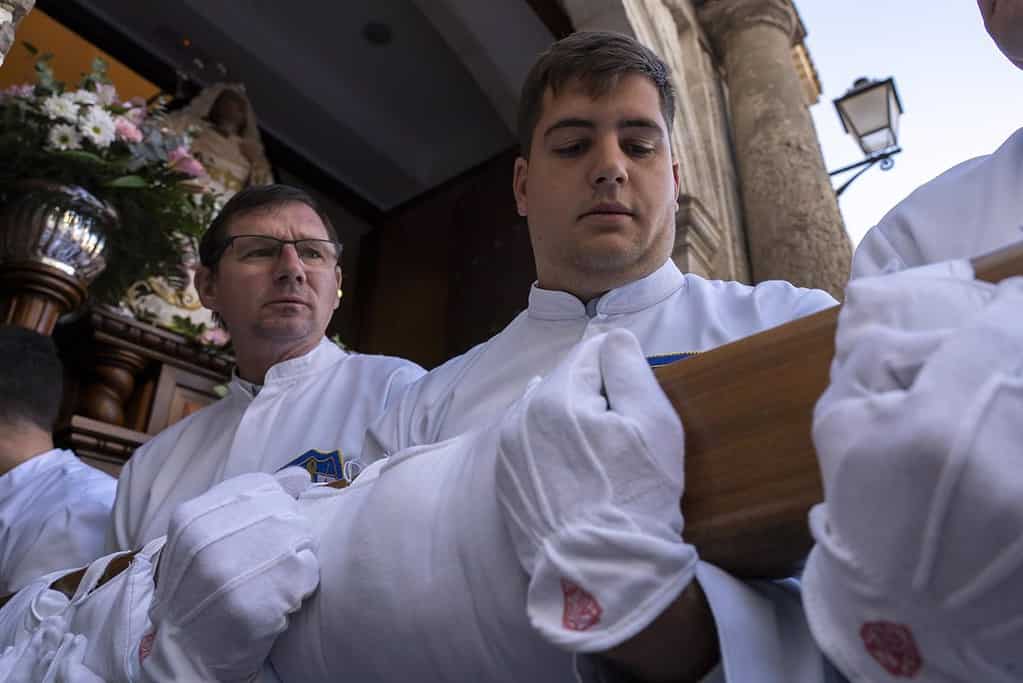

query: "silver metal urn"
xmin=0 ymin=181 xmax=117 ymax=333
xmin=0 ymin=181 xmax=114 ymax=283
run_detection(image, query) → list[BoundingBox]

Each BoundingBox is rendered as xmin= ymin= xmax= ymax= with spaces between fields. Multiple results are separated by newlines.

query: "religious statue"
xmin=168 ymin=83 xmax=274 ymax=206
xmin=122 ymin=84 xmax=273 ymax=344
xmin=0 ymin=0 xmax=34 ymax=67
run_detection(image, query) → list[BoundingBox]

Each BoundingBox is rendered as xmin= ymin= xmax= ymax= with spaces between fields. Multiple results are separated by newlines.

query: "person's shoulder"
xmin=47 ymin=450 xmax=115 ymax=487
xmin=682 ymin=273 xmax=835 ymax=317
xmin=339 ymin=351 xmax=426 ymax=378
xmin=855 ymin=127 xmax=1023 ymax=277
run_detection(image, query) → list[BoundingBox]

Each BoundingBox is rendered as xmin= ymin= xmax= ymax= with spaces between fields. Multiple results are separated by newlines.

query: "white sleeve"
xmin=362 ymin=346 xmax=484 ymax=462
xmin=695 ymin=562 xmax=835 ymax=682
xmin=850 ymin=225 xmax=908 ymax=280
xmin=572 ymin=563 xmax=846 ymax=683
xmin=107 ymin=455 xmax=140 ymax=553
xmin=0 ymin=454 xmax=115 ymax=594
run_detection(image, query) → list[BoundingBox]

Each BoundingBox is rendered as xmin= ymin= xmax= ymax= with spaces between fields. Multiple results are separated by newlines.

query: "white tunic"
xmin=109 ymin=338 xmax=425 ymax=550
xmin=276 ymin=260 xmax=842 ymax=683
xmin=852 ymin=126 xmax=1023 ymax=278
xmin=367 ymin=259 xmax=837 ymax=458
xmin=0 ymin=449 xmax=115 ymax=594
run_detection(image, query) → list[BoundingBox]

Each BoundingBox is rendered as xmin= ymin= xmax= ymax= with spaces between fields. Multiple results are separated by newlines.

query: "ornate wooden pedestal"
xmin=0 ymin=261 xmax=87 ymax=334
xmin=55 ymin=306 xmax=233 ymax=474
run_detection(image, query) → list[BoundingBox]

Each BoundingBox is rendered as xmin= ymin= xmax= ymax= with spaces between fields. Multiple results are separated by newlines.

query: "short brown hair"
xmin=198 ymin=184 xmax=340 ymax=270
xmin=517 ymin=31 xmax=676 ymax=158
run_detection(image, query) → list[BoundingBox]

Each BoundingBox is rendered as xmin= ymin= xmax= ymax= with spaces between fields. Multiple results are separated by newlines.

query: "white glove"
xmin=0 ymin=572 xmax=72 ymax=650
xmin=141 ymin=470 xmax=319 ymax=682
xmin=495 ymin=328 xmax=696 ymax=652
xmin=63 ymin=538 xmax=164 ymax=682
xmin=0 ymin=617 xmax=103 ymax=683
xmin=804 ymin=262 xmax=1023 ymax=682
xmin=31 ymin=631 xmax=105 ymax=683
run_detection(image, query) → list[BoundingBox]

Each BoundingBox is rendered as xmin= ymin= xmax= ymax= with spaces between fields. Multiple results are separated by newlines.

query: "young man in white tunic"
xmin=0 ymin=326 xmax=115 ymax=594
xmin=271 ymin=31 xmax=843 ymax=683
xmin=802 ymin=2 xmax=1023 ymax=680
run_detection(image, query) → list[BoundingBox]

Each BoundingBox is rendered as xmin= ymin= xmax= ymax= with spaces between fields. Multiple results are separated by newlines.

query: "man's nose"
xmin=590 ymin=139 xmax=629 ymax=188
xmin=273 ymin=244 xmax=306 ymax=283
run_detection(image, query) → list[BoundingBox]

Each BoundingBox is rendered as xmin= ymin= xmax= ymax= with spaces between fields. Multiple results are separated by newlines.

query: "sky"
xmin=797 ymin=0 xmax=1023 ymax=248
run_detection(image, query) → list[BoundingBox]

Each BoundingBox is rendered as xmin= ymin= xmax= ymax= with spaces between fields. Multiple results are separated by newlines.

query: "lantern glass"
xmin=834 ymin=78 xmax=903 ymax=156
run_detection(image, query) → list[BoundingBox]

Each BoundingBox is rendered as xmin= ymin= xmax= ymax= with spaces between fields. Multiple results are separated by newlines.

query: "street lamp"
xmin=829 ymin=77 xmax=904 ymax=196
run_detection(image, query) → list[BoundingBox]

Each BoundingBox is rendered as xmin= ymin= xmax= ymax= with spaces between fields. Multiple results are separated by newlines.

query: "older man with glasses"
xmin=108 ymin=184 xmax=424 ymax=551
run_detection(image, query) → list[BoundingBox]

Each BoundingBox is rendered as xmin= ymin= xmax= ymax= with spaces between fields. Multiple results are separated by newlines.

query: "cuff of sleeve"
xmin=696 ymin=561 xmax=827 ymax=683
xmin=527 ymin=520 xmax=697 ymax=653
xmin=801 ymin=528 xmax=970 ymax=683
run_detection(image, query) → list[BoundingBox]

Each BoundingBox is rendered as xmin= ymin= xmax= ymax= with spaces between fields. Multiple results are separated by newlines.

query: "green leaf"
xmin=58 ymin=150 xmax=105 ymax=164
xmin=105 ymin=175 xmax=148 ymax=188
xmin=90 ymin=57 xmax=109 ymax=81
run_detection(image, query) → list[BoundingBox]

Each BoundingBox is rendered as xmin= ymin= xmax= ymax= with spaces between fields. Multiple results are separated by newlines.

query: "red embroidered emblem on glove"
xmin=561 ymin=578 xmax=602 ymax=631
xmin=138 ymin=632 xmax=155 ymax=664
xmin=860 ymin=621 xmax=922 ymax=677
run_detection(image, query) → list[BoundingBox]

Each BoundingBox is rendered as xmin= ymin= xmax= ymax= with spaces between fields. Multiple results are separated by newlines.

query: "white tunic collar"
xmin=228 ymin=338 xmax=347 ymax=398
xmin=526 ymin=259 xmax=685 ymax=320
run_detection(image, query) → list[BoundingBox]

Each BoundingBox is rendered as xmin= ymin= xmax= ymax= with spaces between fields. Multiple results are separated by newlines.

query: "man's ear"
xmin=672 ymin=159 xmax=680 ymax=200
xmin=333 ymin=266 xmax=343 ymax=312
xmin=513 ymin=156 xmax=529 ymax=218
xmin=195 ymin=265 xmax=219 ymax=313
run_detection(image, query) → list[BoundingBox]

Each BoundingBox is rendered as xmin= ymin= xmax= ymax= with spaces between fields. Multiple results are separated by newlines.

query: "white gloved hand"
xmin=141 ymin=470 xmax=319 ymax=682
xmin=63 ymin=538 xmax=164 ymax=682
xmin=0 ymin=572 xmax=72 ymax=650
xmin=804 ymin=262 xmax=1023 ymax=682
xmin=496 ymin=328 xmax=696 ymax=652
xmin=0 ymin=616 xmax=103 ymax=683
xmin=33 ymin=631 xmax=105 ymax=683
xmin=0 ymin=616 xmax=64 ymax=681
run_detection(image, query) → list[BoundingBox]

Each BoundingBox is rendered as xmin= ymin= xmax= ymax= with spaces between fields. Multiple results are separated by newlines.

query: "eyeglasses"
xmin=220 ymin=235 xmax=342 ymax=269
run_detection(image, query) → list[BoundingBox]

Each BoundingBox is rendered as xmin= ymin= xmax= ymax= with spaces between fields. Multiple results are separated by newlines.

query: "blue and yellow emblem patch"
xmin=646 ymin=352 xmax=698 ymax=368
xmin=280 ymin=449 xmax=357 ymax=486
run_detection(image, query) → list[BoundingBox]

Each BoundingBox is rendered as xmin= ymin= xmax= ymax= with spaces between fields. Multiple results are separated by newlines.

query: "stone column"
xmin=699 ymin=0 xmax=850 ymax=298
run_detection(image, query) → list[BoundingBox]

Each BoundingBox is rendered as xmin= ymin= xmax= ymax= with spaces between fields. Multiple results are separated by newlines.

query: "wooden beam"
xmin=661 ymin=240 xmax=1023 ymax=577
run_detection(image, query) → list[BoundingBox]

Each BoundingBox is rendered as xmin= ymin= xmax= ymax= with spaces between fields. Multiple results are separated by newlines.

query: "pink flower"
xmin=114 ymin=116 xmax=143 ymax=143
xmin=168 ymin=146 xmax=206 ymax=177
xmin=199 ymin=326 xmax=231 ymax=347
xmin=124 ymin=106 xmax=146 ymax=126
xmin=167 ymin=145 xmax=189 ymax=164
xmin=1 ymin=83 xmax=34 ymax=99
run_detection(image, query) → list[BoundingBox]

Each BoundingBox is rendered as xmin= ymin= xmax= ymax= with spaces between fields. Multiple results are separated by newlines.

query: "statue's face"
xmin=210 ymin=91 xmax=248 ymax=136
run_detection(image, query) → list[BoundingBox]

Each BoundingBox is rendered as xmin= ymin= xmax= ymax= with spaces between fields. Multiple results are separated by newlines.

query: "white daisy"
xmin=48 ymin=123 xmax=82 ymax=151
xmin=70 ymin=89 xmax=98 ymax=106
xmin=78 ymin=107 xmax=116 ymax=148
xmin=0 ymin=8 xmax=13 ymax=25
xmin=41 ymin=94 xmax=78 ymax=122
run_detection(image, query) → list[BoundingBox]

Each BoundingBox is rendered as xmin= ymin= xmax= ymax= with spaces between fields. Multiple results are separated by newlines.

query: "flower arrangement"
xmin=0 ymin=46 xmax=218 ymax=302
